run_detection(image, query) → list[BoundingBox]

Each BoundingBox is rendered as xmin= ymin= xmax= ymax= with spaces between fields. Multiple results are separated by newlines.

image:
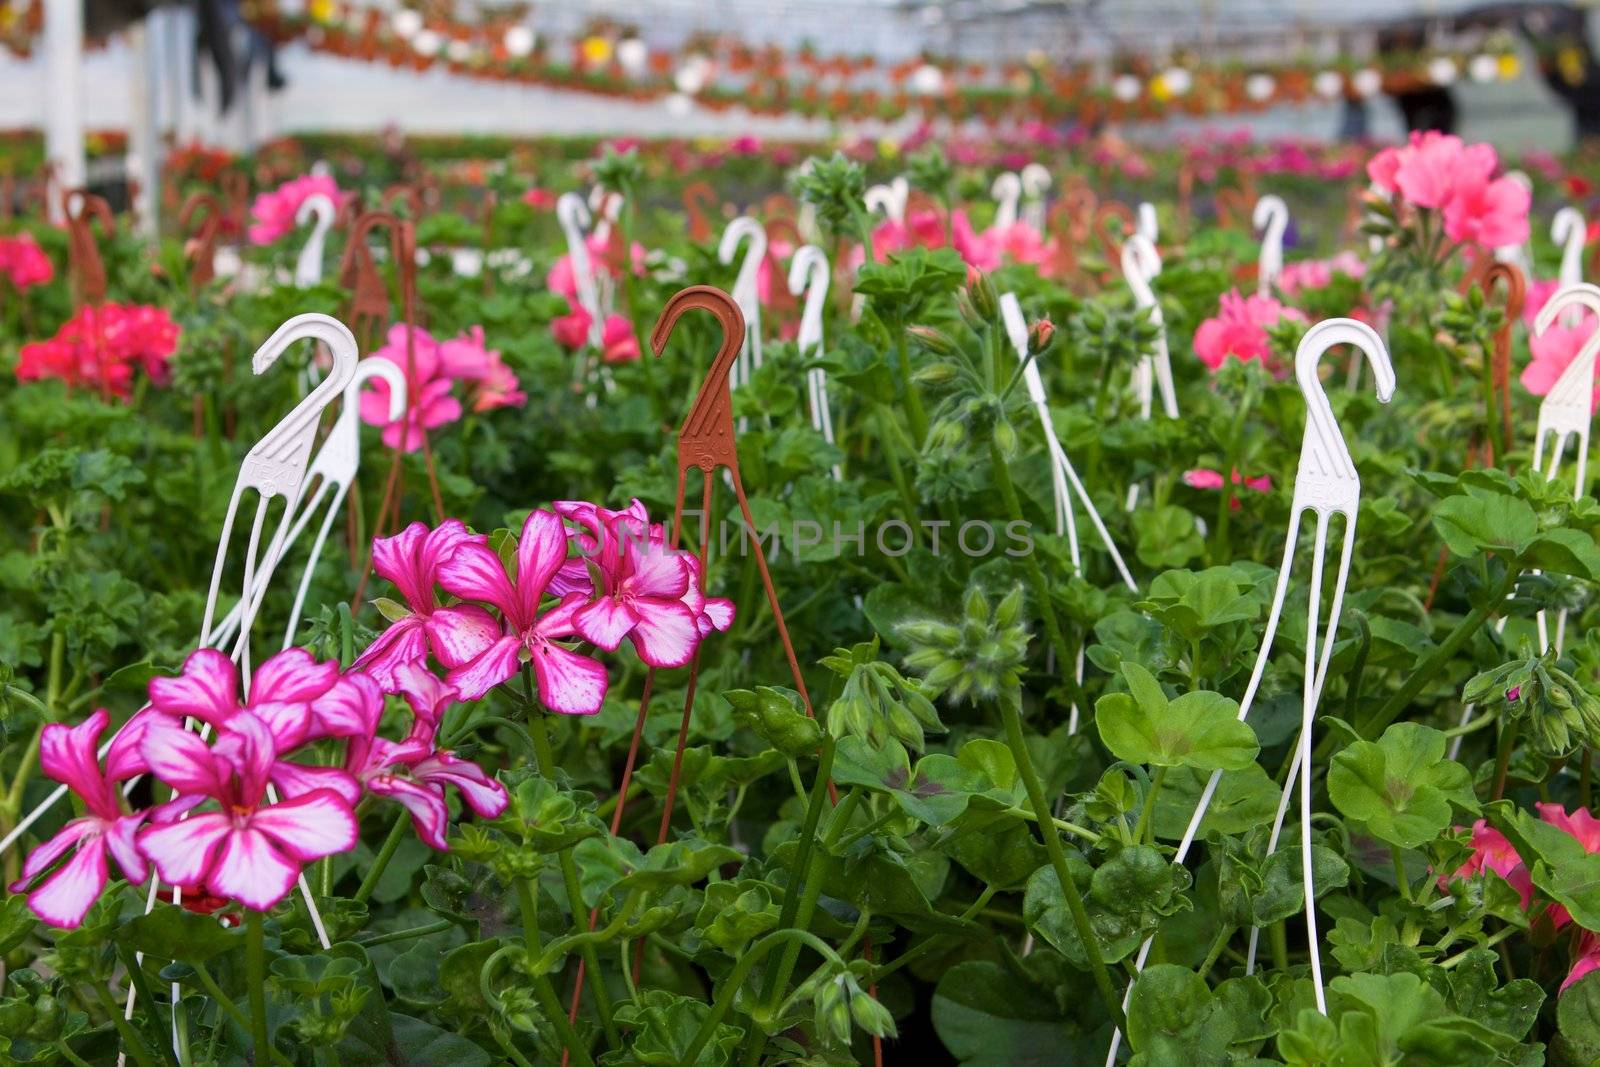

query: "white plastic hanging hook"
xmin=1020 ymin=164 xmax=1052 ymax=231
xmin=557 ymin=192 xmax=604 ymax=349
xmin=789 ymin=244 xmax=840 ymax=481
xmin=1554 ymin=207 xmax=1587 ymax=291
xmin=864 ymin=175 xmax=909 ymax=225
xmin=1254 ymin=194 xmax=1289 ymax=295
xmin=1120 ymin=234 xmax=1177 ymax=511
xmin=991 ymin=171 xmax=1022 ymax=229
xmin=591 ymin=188 xmax=625 ymax=245
xmin=294 ymin=193 xmax=336 ymax=288
xmin=1106 ymin=317 xmax=1396 ymax=1065
xmin=719 ymin=217 xmax=768 ymax=402
xmin=1136 ymin=201 xmax=1159 ymax=245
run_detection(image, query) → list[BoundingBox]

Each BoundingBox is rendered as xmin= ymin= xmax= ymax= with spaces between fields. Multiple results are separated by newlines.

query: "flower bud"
xmin=850 ymin=989 xmax=899 ymax=1038
xmin=1029 ymin=317 xmax=1057 ymax=355
xmin=967 ymin=269 xmax=999 ymax=321
xmin=907 ymin=324 xmax=957 ymax=356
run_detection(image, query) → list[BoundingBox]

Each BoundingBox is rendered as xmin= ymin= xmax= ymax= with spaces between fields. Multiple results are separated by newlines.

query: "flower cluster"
xmin=0 ymin=232 xmax=52 ymax=290
xmin=9 ymin=647 xmax=507 ymax=928
xmin=547 ymin=233 xmax=642 ymax=362
xmin=358 ymin=323 xmax=525 ymax=452
xmin=1183 ymin=468 xmax=1273 ymax=508
xmin=247 ymin=173 xmax=343 ymax=246
xmin=353 ymin=502 xmax=734 ymax=715
xmin=1367 ymin=132 xmax=1530 ymax=249
xmin=16 ymin=303 xmax=181 ymax=398
xmin=1276 ymin=251 xmax=1365 ymax=297
xmin=1446 ymin=805 xmax=1600 ymax=990
xmin=1193 ymin=289 xmax=1303 ymax=372
xmin=863 ymin=209 xmax=1052 ymax=274
xmin=1520 ymin=277 xmax=1600 ymax=413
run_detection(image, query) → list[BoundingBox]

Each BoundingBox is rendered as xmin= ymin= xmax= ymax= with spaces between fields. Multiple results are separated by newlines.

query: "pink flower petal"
xmin=415 ymin=752 xmax=508 ymax=819
xmin=310 ymin=674 xmax=384 ymax=738
xmin=424 ymin=604 xmax=503 ymax=667
xmin=138 ymin=812 xmax=232 ymax=889
xmin=249 ymin=648 xmax=338 ymax=706
xmin=575 ymin=596 xmax=640 ymax=652
xmin=445 ymin=634 xmax=524 ymax=702
xmin=26 ymin=837 xmax=108 ymax=928
xmin=438 ymin=542 xmax=522 ymax=623
xmin=529 ymin=642 xmax=608 ymax=715
xmin=269 ymin=761 xmax=363 ymax=807
xmin=514 ymin=510 xmax=572 ymax=621
xmin=628 ymin=600 xmax=701 ymax=669
xmin=351 ymin=617 xmax=428 ymax=690
xmin=13 ymin=820 xmax=95 ymax=885
xmin=140 ymin=720 xmax=228 ymax=800
xmin=148 ymin=649 xmax=239 ymax=728
xmin=207 ymin=828 xmax=302 ymax=911
xmin=248 ymin=789 xmax=359 ymax=866
xmin=369 ymin=776 xmax=451 ymax=850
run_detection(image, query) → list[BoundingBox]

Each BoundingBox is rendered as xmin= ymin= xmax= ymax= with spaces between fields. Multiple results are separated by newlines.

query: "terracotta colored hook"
xmin=61 ymin=188 xmax=113 ymax=307
xmin=179 ymin=192 xmax=223 ymax=289
xmin=1094 ymin=200 xmax=1135 ymax=263
xmin=682 ymin=180 xmax=718 ymax=242
xmin=1461 ymin=259 xmax=1525 ymax=460
xmin=221 ymin=170 xmax=251 ymax=235
xmin=381 ymin=182 xmax=426 ymax=221
xmin=1215 ymin=187 xmax=1251 ymax=231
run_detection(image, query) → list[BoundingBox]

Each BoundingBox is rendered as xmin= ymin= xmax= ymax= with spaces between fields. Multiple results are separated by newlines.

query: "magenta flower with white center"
xmin=150 ymin=646 xmax=372 ymax=746
xmin=9 ymin=708 xmax=160 ymax=928
xmin=436 ymin=509 xmax=609 ymax=712
xmin=573 ymin=533 xmax=700 ymax=668
xmin=136 ymin=714 xmax=359 ymax=913
xmin=352 ymin=520 xmax=502 ymax=691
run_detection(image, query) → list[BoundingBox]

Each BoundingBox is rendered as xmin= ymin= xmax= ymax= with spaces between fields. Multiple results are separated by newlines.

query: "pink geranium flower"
xmin=573 ymin=527 xmax=699 ymax=668
xmin=247 ymin=174 xmax=342 ymax=246
xmin=1521 ymin=318 xmax=1600 ymax=413
xmin=16 ymin=303 xmax=181 ymax=398
xmin=1277 ymin=252 xmax=1366 ymax=297
xmin=682 ymin=554 xmax=737 ymax=637
xmin=437 ymin=509 xmax=610 ymax=712
xmin=601 ymin=313 xmax=641 ymax=363
xmin=0 ymin=233 xmax=53 ymax=289
xmin=137 ymin=714 xmax=357 ymax=912
xmin=438 ymin=326 xmax=526 ymax=412
xmin=1193 ymin=289 xmax=1304 ymax=372
xmin=1183 ymin=468 xmax=1273 ymax=508
xmin=359 ymin=324 xmax=463 ymax=452
xmin=1443 ymin=175 xmax=1531 ymax=248
xmin=1441 ymin=820 xmax=1533 ymax=909
xmin=8 ymin=708 xmax=159 ymax=927
xmin=344 ymin=666 xmax=507 ymax=849
xmin=951 ymin=210 xmax=1001 ymax=272
xmin=352 ymin=520 xmax=500 ymax=691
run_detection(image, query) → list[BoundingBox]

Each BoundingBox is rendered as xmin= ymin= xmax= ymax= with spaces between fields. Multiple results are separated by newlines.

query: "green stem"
xmin=1391 ymin=845 xmax=1413 ymax=902
xmin=90 ymin=981 xmax=160 ymax=1067
xmin=527 ymin=712 xmax=618 ymax=1044
xmin=743 ymin=735 xmax=838 ymax=1063
xmin=1492 ymin=717 xmax=1520 ymax=801
xmin=358 ymin=919 xmax=455 ymax=947
xmin=989 ymin=439 xmax=1080 ymax=694
xmin=688 ymin=929 xmax=847 ymax=1067
xmin=353 ymin=812 xmax=410 ymax=906
xmin=190 ymin=962 xmax=295 ymax=1067
xmin=999 ymin=685 xmax=1124 ymax=1030
xmin=1358 ymin=565 xmax=1518 ymax=741
xmin=1198 ymin=925 xmax=1236 ymax=981
xmin=54 ymin=1041 xmax=94 ymax=1067
xmin=514 ymin=878 xmax=596 ymax=1067
xmin=895 ymin=330 xmax=928 ymax=446
xmin=1133 ymin=767 xmax=1167 ymax=845
xmin=247 ymin=910 xmax=269 ymax=1067
xmin=766 ymin=787 xmax=860 ymax=1009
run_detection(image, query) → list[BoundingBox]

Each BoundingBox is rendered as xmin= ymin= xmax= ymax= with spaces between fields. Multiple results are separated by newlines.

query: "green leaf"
xmin=1328 ymin=723 xmax=1477 ymax=849
xmin=1132 ymin=506 xmax=1205 ymax=569
xmin=930 ymin=961 xmax=1098 ymax=1065
xmin=1125 ymin=965 xmax=1237 ymax=1067
xmin=1432 ymin=494 xmax=1537 ymax=558
xmin=113 ymin=902 xmax=244 ymax=964
xmin=1556 ymin=969 xmax=1600 ymax=1066
xmin=1492 ymin=801 xmax=1600 ymax=931
xmin=612 ymin=989 xmax=743 ymax=1066
xmin=1095 ymin=663 xmax=1258 ymax=771
xmin=385 ymin=1014 xmax=491 ymax=1066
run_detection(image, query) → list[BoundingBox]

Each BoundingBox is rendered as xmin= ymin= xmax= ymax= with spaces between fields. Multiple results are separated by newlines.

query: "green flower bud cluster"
xmin=820 ymin=637 xmax=944 ymax=751
xmin=1464 ymin=646 xmax=1600 ymax=758
xmin=901 ymin=583 xmax=1029 ymax=706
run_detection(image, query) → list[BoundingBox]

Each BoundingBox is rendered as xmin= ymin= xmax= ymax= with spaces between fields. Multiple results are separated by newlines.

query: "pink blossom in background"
xmin=601 ymin=314 xmax=640 ymax=363
xmin=247 ymin=173 xmax=342 ymax=246
xmin=1521 ymin=318 xmax=1599 ymax=413
xmin=1442 ymin=820 xmax=1532 ymax=909
xmin=0 ymin=233 xmax=53 ymax=289
xmin=137 ymin=714 xmax=358 ymax=912
xmin=1276 ymin=252 xmax=1366 ymax=296
xmin=1183 ymin=468 xmax=1272 ymax=509
xmin=986 ymin=221 xmax=1052 ymax=269
xmin=522 ymin=188 xmax=556 ymax=210
xmin=351 ymin=520 xmax=498 ymax=691
xmin=1193 ymin=289 xmax=1304 ymax=372
xmin=1568 ymin=932 xmax=1600 ymax=992
xmin=951 ymin=210 xmax=1000 ymax=272
xmin=1442 ymin=174 xmax=1531 ymax=248
xmin=439 ymin=326 xmax=526 ymax=412
xmin=359 ymin=324 xmax=463 ymax=451
xmin=727 ymin=134 xmax=763 ymax=155
xmin=552 ymin=307 xmax=593 ymax=350
xmin=15 ymin=303 xmax=180 ymax=398
xmin=1524 ymin=278 xmax=1564 ymax=327
xmin=8 ymin=709 xmax=158 ymax=927
xmin=437 ymin=509 xmax=610 ymax=711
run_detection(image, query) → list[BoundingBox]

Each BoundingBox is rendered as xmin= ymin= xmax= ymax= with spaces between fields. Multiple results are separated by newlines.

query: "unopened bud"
xmin=1029 ymin=317 xmax=1057 ymax=355
xmin=907 ymin=324 xmax=957 ymax=356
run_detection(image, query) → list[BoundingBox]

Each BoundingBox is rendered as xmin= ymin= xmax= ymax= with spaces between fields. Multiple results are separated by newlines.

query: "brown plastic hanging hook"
xmin=62 ymin=188 xmax=113 ymax=307
xmin=1462 ymin=259 xmax=1525 ymax=463
xmin=179 ymin=192 xmax=223 ymax=289
xmin=1093 ymin=199 xmax=1135 ymax=264
xmin=681 ymin=181 xmax=718 ymax=242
